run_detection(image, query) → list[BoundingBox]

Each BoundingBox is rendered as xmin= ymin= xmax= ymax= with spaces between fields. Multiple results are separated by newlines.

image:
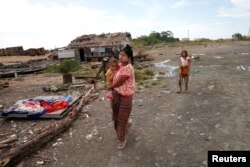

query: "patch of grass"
xmin=151 ymin=81 xmax=159 ymax=86
xmin=138 ymin=81 xmax=144 ymax=85
xmin=73 ymin=66 xmax=99 ymax=78
xmin=145 ymin=84 xmax=152 ymax=88
xmin=45 ymin=64 xmax=61 ymax=73
xmin=134 ymin=68 xmax=154 ymax=82
xmin=45 ymin=59 xmax=80 ymax=73
xmin=144 ymin=69 xmax=154 ymax=76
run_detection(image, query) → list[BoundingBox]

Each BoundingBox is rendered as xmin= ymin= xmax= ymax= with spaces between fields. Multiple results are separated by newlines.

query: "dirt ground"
xmin=1 ymin=42 xmax=250 ymax=167
xmin=0 ymin=55 xmax=49 ymax=63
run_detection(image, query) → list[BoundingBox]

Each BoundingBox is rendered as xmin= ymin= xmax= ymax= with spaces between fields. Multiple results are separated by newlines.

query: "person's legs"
xmin=109 ymin=99 xmax=113 ymax=109
xmin=185 ymin=75 xmax=189 ymax=91
xmin=178 ymin=75 xmax=183 ymax=93
xmin=115 ymin=96 xmax=132 ymax=149
xmin=116 ymin=109 xmax=131 ymax=142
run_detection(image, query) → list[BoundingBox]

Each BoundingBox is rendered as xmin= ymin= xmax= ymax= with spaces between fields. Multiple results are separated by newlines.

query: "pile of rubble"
xmin=134 ymin=51 xmax=155 ymax=62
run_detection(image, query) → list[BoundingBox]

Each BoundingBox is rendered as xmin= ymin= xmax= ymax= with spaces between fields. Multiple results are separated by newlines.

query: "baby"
xmin=105 ymin=57 xmax=119 ymax=108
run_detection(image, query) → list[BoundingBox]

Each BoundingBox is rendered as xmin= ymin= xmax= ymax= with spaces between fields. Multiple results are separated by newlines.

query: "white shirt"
xmin=180 ymin=57 xmax=190 ymax=67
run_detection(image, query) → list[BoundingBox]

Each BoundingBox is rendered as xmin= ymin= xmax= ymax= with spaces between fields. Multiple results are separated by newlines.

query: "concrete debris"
xmin=236 ymin=65 xmax=250 ymax=71
xmin=52 ymin=142 xmax=59 ymax=147
xmin=208 ymin=85 xmax=215 ymax=90
xmin=57 ymin=138 xmax=62 ymax=142
xmin=134 ymin=51 xmax=154 ymax=62
xmin=202 ymin=160 xmax=207 ymax=166
xmin=42 ymin=85 xmax=58 ymax=92
xmin=36 ymin=161 xmax=44 ymax=165
xmin=206 ymin=136 xmax=212 ymax=141
xmin=161 ymin=90 xmax=171 ymax=94
xmin=241 ymin=53 xmax=250 ymax=55
xmin=191 ymin=55 xmax=201 ymax=61
xmin=10 ymin=120 xmax=17 ymax=128
xmin=213 ymin=56 xmax=223 ymax=59
xmin=86 ymin=127 xmax=98 ymax=140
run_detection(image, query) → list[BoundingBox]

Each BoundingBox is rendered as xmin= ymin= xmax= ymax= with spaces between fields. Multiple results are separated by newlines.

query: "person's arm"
xmin=108 ymin=75 xmax=129 ymax=89
xmin=188 ymin=58 xmax=191 ymax=74
xmin=188 ymin=57 xmax=191 ymax=65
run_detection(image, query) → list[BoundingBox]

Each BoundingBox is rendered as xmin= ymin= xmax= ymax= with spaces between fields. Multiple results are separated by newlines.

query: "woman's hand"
xmin=107 ymin=85 xmax=113 ymax=90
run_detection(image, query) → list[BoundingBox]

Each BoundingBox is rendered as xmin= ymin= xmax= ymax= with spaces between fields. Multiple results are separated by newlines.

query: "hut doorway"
xmin=79 ymin=48 xmax=85 ymax=62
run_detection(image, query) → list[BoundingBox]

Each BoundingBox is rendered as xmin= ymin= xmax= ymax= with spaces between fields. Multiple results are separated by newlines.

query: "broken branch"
xmin=0 ymin=136 xmax=18 ymax=145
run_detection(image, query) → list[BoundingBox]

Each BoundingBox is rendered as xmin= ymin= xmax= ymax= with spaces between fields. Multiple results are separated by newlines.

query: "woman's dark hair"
xmin=121 ymin=44 xmax=134 ymax=64
xmin=181 ymin=50 xmax=188 ymax=57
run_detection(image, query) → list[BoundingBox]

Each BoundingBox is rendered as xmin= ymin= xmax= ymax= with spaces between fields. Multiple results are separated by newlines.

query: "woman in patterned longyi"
xmin=108 ymin=44 xmax=135 ymax=150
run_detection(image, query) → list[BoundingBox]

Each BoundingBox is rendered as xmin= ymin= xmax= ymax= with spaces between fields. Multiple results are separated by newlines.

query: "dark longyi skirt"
xmin=112 ymin=90 xmax=133 ymax=142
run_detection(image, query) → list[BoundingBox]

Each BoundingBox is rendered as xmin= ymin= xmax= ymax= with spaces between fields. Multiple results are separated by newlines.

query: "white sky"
xmin=0 ymin=0 xmax=250 ymax=49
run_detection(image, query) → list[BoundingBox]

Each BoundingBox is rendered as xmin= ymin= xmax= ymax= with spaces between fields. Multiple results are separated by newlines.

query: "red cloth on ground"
xmin=41 ymin=101 xmax=70 ymax=113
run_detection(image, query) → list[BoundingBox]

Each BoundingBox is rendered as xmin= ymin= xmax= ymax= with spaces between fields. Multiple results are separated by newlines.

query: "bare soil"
xmin=0 ymin=55 xmax=48 ymax=63
xmin=1 ymin=42 xmax=250 ymax=167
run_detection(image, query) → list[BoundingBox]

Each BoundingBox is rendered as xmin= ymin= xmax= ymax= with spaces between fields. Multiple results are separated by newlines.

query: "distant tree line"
xmin=232 ymin=33 xmax=250 ymax=41
xmin=133 ymin=31 xmax=179 ymax=45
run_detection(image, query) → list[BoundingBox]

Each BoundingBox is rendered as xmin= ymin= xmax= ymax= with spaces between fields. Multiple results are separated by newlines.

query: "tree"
xmin=132 ymin=30 xmax=179 ymax=46
xmin=232 ymin=33 xmax=243 ymax=40
xmin=149 ymin=31 xmax=161 ymax=40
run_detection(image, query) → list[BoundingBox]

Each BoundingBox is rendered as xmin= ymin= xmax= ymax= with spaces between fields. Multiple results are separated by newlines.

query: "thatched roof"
xmin=68 ymin=32 xmax=131 ymax=48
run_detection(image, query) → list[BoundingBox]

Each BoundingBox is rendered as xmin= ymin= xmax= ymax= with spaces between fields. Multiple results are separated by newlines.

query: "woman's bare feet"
xmin=117 ymin=140 xmax=127 ymax=150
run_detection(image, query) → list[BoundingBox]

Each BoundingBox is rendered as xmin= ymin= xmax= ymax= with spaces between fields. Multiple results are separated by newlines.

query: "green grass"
xmin=134 ymin=68 xmax=154 ymax=82
xmin=45 ymin=64 xmax=61 ymax=73
xmin=144 ymin=69 xmax=154 ymax=76
xmin=73 ymin=66 xmax=99 ymax=78
xmin=45 ymin=59 xmax=80 ymax=73
xmin=151 ymin=81 xmax=159 ymax=85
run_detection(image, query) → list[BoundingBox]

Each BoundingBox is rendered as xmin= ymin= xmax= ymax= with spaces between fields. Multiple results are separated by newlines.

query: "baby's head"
xmin=108 ymin=57 xmax=119 ymax=70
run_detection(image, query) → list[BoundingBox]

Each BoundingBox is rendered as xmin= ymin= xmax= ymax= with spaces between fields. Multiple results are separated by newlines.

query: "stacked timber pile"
xmin=23 ymin=48 xmax=46 ymax=56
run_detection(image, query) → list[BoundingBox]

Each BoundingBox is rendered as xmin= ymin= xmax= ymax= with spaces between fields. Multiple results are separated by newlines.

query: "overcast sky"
xmin=0 ymin=0 xmax=250 ymax=49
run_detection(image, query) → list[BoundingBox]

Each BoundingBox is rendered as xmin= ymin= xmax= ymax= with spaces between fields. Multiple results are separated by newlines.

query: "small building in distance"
xmin=58 ymin=32 xmax=132 ymax=62
xmin=181 ymin=38 xmax=190 ymax=42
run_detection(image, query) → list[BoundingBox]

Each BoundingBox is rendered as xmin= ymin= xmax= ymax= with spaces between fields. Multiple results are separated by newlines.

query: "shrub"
xmin=144 ymin=69 xmax=154 ymax=76
xmin=134 ymin=68 xmax=154 ymax=81
xmin=45 ymin=59 xmax=80 ymax=73
xmin=58 ymin=60 xmax=80 ymax=73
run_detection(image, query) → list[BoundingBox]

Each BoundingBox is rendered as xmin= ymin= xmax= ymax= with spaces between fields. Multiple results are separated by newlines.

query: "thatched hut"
xmin=58 ymin=32 xmax=131 ymax=62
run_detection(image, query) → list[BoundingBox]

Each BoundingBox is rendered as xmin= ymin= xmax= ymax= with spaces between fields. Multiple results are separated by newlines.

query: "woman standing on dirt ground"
xmin=108 ymin=44 xmax=135 ymax=150
xmin=178 ymin=50 xmax=191 ymax=93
